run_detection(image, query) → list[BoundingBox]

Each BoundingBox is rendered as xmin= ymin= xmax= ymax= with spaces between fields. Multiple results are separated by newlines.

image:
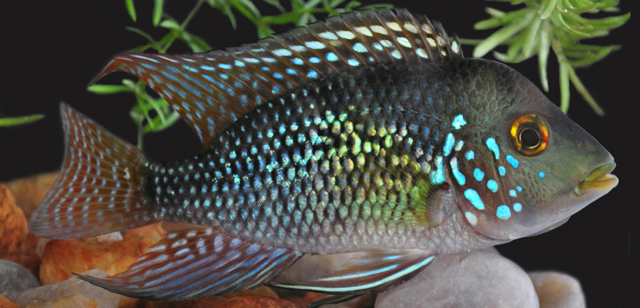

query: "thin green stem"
xmin=159 ymin=0 xmax=204 ymax=53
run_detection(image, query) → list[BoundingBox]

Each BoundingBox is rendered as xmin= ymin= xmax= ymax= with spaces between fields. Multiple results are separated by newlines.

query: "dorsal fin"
xmin=91 ymin=8 xmax=463 ymax=148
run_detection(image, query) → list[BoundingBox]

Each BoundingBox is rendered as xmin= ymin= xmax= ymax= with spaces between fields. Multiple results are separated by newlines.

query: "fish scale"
xmin=146 ymin=62 xmax=480 ymax=254
xmin=29 ymin=8 xmax=617 ymax=305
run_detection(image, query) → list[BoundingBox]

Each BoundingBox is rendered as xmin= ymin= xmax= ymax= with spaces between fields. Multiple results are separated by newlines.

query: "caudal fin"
xmin=29 ymin=103 xmax=157 ymax=239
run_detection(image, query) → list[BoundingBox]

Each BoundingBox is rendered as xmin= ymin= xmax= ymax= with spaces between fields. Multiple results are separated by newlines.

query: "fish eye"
xmin=509 ymin=114 xmax=549 ymax=156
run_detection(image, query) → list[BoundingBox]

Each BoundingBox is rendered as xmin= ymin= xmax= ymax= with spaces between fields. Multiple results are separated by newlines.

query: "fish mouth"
xmin=574 ymin=162 xmax=618 ymax=196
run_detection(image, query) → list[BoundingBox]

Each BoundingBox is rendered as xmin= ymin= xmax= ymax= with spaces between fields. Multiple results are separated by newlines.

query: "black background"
xmin=0 ymin=1 xmax=632 ymax=307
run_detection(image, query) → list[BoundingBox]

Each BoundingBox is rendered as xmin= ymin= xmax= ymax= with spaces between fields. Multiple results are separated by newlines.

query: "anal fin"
xmin=76 ymin=227 xmax=302 ymax=301
xmin=270 ymin=250 xmax=436 ymax=296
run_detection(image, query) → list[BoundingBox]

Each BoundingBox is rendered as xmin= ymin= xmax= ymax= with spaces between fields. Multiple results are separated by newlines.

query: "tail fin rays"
xmin=28 ymin=103 xmax=157 ymax=239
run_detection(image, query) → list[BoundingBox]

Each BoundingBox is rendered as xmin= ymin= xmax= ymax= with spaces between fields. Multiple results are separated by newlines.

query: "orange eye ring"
xmin=509 ymin=114 xmax=549 ymax=156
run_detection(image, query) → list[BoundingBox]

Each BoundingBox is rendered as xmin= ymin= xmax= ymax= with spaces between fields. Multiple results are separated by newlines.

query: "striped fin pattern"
xmin=29 ymin=103 xmax=155 ymax=239
xmin=92 ymin=8 xmax=463 ymax=148
xmin=77 ymin=227 xmax=303 ymax=301
xmin=270 ymin=249 xmax=435 ymax=295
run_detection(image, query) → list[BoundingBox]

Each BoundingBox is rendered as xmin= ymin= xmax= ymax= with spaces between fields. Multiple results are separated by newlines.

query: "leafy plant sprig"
xmin=88 ymin=0 xmax=390 ymax=149
xmin=459 ymin=0 xmax=629 ymax=115
xmin=0 ymin=114 xmax=44 ymax=127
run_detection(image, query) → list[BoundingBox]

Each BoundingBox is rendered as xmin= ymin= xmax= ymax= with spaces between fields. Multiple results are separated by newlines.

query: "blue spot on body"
xmin=272 ymin=86 xmax=280 ymax=94
xmin=486 ymin=138 xmax=500 ymax=160
xmin=218 ymin=63 xmax=232 ymax=69
xmin=353 ymin=43 xmax=367 ymax=53
xmin=473 ymin=168 xmax=484 ymax=181
xmin=513 ymin=203 xmax=522 ymax=212
xmin=487 ymin=179 xmax=498 ymax=192
xmin=273 ymin=73 xmax=283 ymax=79
xmin=430 ymin=156 xmax=445 ymax=184
xmin=464 ymin=189 xmax=485 ymax=210
xmin=498 ymin=166 xmax=506 ymax=176
xmin=450 ymin=157 xmax=465 ymax=185
xmin=292 ymin=58 xmax=303 ymax=65
xmin=509 ymin=189 xmax=517 ymax=197
xmin=234 ymin=60 xmax=245 ymax=67
xmin=285 ymin=68 xmax=297 ymax=75
xmin=309 ymin=57 xmax=321 ymax=63
xmin=451 ymin=114 xmax=467 ymax=130
xmin=326 ymin=52 xmax=338 ymax=62
xmin=465 ymin=150 xmax=474 ymax=160
xmin=201 ymin=65 xmax=216 ymax=71
xmin=538 ymin=171 xmax=545 ymax=178
xmin=307 ymin=70 xmax=318 ymax=79
xmin=443 ymin=133 xmax=455 ymax=156
xmin=496 ymin=205 xmax=511 ymax=219
xmin=347 ymin=59 xmax=359 ymax=66
xmin=506 ymin=155 xmax=519 ymax=168
xmin=516 ymin=186 xmax=522 ymax=192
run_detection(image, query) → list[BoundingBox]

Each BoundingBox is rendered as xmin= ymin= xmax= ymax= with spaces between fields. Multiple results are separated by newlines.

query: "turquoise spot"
xmin=486 ymin=138 xmax=500 ymax=160
xmin=430 ymin=156 xmax=445 ymax=184
xmin=451 ymin=114 xmax=467 ymax=130
xmin=465 ymin=150 xmax=474 ymax=160
xmin=473 ymin=168 xmax=484 ymax=181
xmin=443 ymin=133 xmax=455 ymax=156
xmin=487 ymin=179 xmax=498 ymax=193
xmin=305 ymin=41 xmax=326 ymax=49
xmin=347 ymin=59 xmax=360 ymax=66
xmin=513 ymin=203 xmax=522 ymax=212
xmin=307 ymin=70 xmax=318 ymax=79
xmin=218 ymin=63 xmax=232 ymax=69
xmin=450 ymin=157 xmax=466 ymax=185
xmin=496 ymin=205 xmax=511 ymax=220
xmin=465 ymin=211 xmax=478 ymax=226
xmin=292 ymin=58 xmax=303 ymax=65
xmin=506 ymin=155 xmax=519 ymax=168
xmin=201 ymin=65 xmax=216 ymax=71
xmin=464 ymin=189 xmax=484 ymax=210
xmin=498 ymin=166 xmax=506 ymax=176
xmin=509 ymin=189 xmax=517 ymax=197
xmin=353 ymin=43 xmax=367 ymax=53
xmin=234 ymin=60 xmax=245 ymax=67
xmin=326 ymin=52 xmax=338 ymax=62
xmin=538 ymin=171 xmax=545 ymax=178
xmin=516 ymin=186 xmax=522 ymax=192
xmin=309 ymin=57 xmax=321 ymax=63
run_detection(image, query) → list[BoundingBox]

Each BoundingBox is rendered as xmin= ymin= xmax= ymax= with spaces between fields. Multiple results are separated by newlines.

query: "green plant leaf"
xmin=0 ymin=114 xmax=44 ymax=127
xmin=87 ymin=84 xmax=132 ymax=95
xmin=153 ymin=0 xmax=164 ymax=27
xmin=473 ymin=9 xmax=535 ymax=58
xmin=538 ymin=0 xmax=558 ymax=19
xmin=125 ymin=0 xmax=137 ymax=22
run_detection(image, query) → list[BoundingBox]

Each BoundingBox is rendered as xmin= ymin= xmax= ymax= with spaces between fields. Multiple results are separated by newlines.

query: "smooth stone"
xmin=0 ymin=260 xmax=40 ymax=302
xmin=15 ymin=269 xmax=121 ymax=308
xmin=529 ymin=271 xmax=585 ymax=308
xmin=375 ymin=248 xmax=539 ymax=308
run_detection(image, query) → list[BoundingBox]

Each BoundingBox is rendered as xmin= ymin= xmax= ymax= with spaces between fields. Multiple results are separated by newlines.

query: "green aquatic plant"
xmin=87 ymin=0 xmax=390 ymax=149
xmin=0 ymin=114 xmax=44 ymax=127
xmin=459 ymin=0 xmax=630 ymax=115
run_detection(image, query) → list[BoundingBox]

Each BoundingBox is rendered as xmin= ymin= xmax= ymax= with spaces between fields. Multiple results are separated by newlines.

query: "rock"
xmin=0 ymin=257 xmax=41 ymax=302
xmin=375 ymin=248 xmax=539 ymax=308
xmin=0 ymin=185 xmax=41 ymax=277
xmin=0 ymin=294 xmax=19 ymax=308
xmin=212 ymin=297 xmax=301 ymax=308
xmin=529 ymin=271 xmax=585 ymax=308
xmin=15 ymin=269 xmax=121 ymax=308
xmin=4 ymin=172 xmax=57 ymax=219
xmin=39 ymin=223 xmax=165 ymax=285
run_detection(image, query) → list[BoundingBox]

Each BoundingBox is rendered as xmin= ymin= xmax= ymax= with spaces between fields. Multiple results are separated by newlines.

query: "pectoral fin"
xmin=270 ymin=249 xmax=435 ymax=295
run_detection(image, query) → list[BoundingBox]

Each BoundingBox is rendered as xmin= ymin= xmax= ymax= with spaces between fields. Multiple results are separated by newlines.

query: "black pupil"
xmin=520 ymin=128 xmax=540 ymax=148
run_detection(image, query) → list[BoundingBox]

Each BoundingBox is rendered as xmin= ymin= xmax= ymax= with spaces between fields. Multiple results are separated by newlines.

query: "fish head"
xmin=451 ymin=59 xmax=618 ymax=241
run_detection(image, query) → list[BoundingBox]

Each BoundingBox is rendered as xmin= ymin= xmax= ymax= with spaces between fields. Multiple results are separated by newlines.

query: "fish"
xmin=28 ymin=7 xmax=618 ymax=306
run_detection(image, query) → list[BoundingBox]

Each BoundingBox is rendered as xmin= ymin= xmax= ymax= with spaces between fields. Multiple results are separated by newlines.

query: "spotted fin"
xmin=91 ymin=8 xmax=463 ymax=148
xmin=29 ymin=103 xmax=156 ymax=239
xmin=270 ymin=249 xmax=435 ymax=296
xmin=77 ymin=227 xmax=302 ymax=301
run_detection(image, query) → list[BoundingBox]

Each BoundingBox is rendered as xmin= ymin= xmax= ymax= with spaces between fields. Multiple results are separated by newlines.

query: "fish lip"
xmin=574 ymin=162 xmax=618 ymax=196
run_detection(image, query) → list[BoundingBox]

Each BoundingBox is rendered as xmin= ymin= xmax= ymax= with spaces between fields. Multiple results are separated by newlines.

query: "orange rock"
xmin=215 ymin=297 xmax=301 ymax=308
xmin=22 ymin=294 xmax=97 ymax=308
xmin=4 ymin=172 xmax=57 ymax=219
xmin=39 ymin=223 xmax=165 ymax=285
xmin=0 ymin=294 xmax=19 ymax=308
xmin=0 ymin=184 xmax=41 ymax=277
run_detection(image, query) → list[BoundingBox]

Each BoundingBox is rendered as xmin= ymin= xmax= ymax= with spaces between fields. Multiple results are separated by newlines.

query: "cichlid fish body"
xmin=28 ymin=8 xmax=618 ymax=305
